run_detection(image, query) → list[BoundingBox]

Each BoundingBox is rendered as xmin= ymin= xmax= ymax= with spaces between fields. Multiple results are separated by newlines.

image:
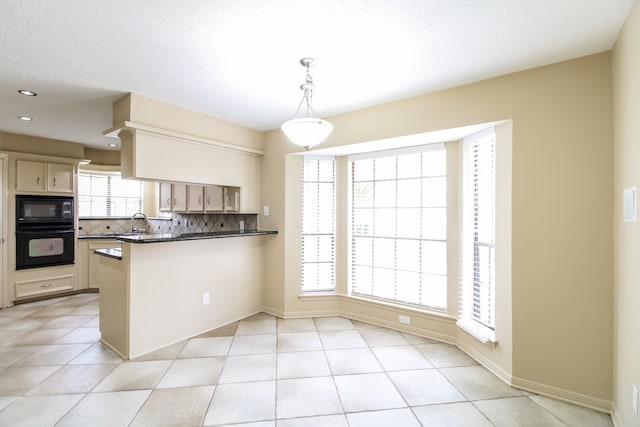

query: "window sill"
xmin=457 ymin=318 xmax=497 ymax=347
xmin=298 ymin=292 xmax=339 ymax=301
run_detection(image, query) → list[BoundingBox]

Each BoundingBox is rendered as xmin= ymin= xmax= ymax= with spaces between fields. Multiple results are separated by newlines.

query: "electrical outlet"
xmin=633 ymin=384 xmax=638 ymax=416
xmin=202 ymin=292 xmax=210 ymax=305
xmin=263 ymin=206 xmax=270 ymax=216
xmin=399 ymin=315 xmax=411 ymax=325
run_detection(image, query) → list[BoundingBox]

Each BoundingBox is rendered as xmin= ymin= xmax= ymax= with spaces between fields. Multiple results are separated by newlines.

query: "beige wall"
xmin=262 ymin=52 xmax=614 ymax=408
xmin=84 ymin=147 xmax=120 ymax=165
xmin=612 ymin=1 xmax=640 ymax=425
xmin=0 ymin=131 xmax=84 ymax=159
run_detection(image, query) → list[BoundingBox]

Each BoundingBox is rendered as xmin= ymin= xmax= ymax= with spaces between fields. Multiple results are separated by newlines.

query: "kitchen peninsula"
xmin=96 ymin=229 xmax=277 ymax=359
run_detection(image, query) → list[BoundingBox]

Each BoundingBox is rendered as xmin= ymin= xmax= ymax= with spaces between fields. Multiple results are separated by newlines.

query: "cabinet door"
xmin=223 ymin=186 xmax=240 ymax=212
xmin=47 ymin=163 xmax=74 ymax=193
xmin=204 ymin=185 xmax=223 ymax=212
xmin=187 ymin=185 xmax=204 ymax=212
xmin=172 ymin=184 xmax=187 ymax=212
xmin=89 ymin=240 xmax=121 ymax=289
xmin=159 ymin=182 xmax=172 ymax=212
xmin=16 ymin=160 xmax=46 ymax=192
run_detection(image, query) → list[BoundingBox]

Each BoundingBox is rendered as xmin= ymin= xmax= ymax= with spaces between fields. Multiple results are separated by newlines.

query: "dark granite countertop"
xmin=94 ymin=248 xmax=123 ymax=260
xmin=79 ymin=233 xmax=141 ymax=240
xmin=82 ymin=229 xmax=278 ymax=244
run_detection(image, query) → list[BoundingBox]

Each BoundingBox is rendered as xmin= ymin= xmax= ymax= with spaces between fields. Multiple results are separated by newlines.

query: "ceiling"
xmin=0 ymin=0 xmax=635 ymax=150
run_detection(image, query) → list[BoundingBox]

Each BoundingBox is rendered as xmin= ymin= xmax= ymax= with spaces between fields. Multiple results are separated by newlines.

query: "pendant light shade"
xmin=281 ymin=58 xmax=333 ymax=149
xmin=281 ymin=117 xmax=334 ymax=148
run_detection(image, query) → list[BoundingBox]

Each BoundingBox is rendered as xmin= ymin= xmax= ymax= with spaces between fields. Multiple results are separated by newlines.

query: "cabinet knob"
xmin=41 ymin=283 xmax=52 ymax=288
xmin=198 ymin=196 xmax=202 ymax=205
xmin=167 ymin=198 xmax=171 ymax=205
xmin=36 ymin=177 xmax=40 ymax=186
xmin=53 ymin=177 xmax=57 ymax=187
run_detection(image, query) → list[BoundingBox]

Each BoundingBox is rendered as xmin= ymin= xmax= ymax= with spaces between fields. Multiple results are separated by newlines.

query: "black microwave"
xmin=16 ymin=195 xmax=74 ymax=227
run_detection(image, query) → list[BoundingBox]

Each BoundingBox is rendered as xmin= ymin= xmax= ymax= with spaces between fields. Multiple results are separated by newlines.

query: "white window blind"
xmin=349 ymin=144 xmax=447 ymax=309
xmin=78 ymin=172 xmax=143 ymax=217
xmin=302 ymin=157 xmax=336 ymax=292
xmin=462 ymin=129 xmax=496 ymax=329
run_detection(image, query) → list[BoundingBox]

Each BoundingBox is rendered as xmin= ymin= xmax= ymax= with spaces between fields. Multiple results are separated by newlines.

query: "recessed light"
xmin=18 ymin=116 xmax=33 ymax=121
xmin=18 ymin=89 xmax=37 ymax=96
xmin=108 ymin=143 xmax=118 ymax=147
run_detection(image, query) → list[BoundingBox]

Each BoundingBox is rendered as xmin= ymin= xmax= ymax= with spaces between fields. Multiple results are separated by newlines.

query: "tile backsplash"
xmin=78 ymin=213 xmax=258 ymax=236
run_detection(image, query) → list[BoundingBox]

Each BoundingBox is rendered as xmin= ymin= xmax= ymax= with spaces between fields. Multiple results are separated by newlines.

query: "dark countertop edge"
xmin=94 ymin=248 xmax=123 ymax=260
xmin=79 ymin=235 xmax=127 ymax=240
xmin=114 ymin=229 xmax=278 ymax=243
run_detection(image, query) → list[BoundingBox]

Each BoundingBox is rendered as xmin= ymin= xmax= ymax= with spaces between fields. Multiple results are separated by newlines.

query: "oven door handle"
xmin=16 ymin=229 xmax=75 ymax=235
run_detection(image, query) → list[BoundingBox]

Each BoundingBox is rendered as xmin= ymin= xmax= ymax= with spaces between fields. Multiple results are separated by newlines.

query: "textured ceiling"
xmin=0 ymin=0 xmax=635 ymax=149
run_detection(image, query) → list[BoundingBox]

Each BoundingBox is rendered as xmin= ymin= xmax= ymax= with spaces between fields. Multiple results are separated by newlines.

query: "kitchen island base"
xmin=97 ymin=235 xmax=265 ymax=359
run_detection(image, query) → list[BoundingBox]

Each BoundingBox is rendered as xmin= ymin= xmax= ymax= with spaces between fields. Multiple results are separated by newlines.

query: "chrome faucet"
xmin=131 ymin=212 xmax=148 ymax=233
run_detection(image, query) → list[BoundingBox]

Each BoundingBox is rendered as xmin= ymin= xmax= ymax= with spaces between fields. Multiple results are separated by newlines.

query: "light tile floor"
xmin=0 ymin=294 xmax=613 ymax=426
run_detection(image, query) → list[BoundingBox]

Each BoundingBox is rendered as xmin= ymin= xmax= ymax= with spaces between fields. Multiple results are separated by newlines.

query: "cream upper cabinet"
xmin=187 ymin=185 xmax=204 ymax=212
xmin=159 ymin=182 xmax=172 ymax=212
xmin=223 ymin=186 xmax=240 ymax=212
xmin=48 ymin=163 xmax=74 ymax=193
xmin=172 ymin=183 xmax=187 ymax=212
xmin=204 ymin=185 xmax=223 ymax=212
xmin=16 ymin=160 xmax=73 ymax=193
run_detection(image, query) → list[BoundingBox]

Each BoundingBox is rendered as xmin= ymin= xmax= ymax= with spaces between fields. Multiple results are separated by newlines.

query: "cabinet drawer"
xmin=15 ymin=275 xmax=74 ymax=299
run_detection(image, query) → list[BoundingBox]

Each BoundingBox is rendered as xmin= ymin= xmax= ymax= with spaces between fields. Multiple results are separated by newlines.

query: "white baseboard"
xmin=456 ymin=339 xmax=512 ymax=384
xmin=342 ymin=309 xmax=457 ymax=345
xmin=610 ymin=403 xmax=624 ymax=427
xmin=510 ymin=376 xmax=612 ymax=413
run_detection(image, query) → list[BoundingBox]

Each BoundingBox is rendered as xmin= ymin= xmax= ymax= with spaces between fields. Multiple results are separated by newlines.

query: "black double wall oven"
xmin=15 ymin=195 xmax=75 ymax=270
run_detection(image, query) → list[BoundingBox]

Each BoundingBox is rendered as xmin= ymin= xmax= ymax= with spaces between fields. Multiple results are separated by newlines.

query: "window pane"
xmin=421 ymin=241 xmax=447 ymax=275
xmin=423 ymin=149 xmax=446 ymax=176
xmin=396 ymin=239 xmax=420 ymax=272
xmin=421 ymin=273 xmax=447 ymax=308
xmin=372 ymin=267 xmax=395 ymax=299
xmin=353 ymin=182 xmax=374 ymax=207
xmin=353 ymin=159 xmax=373 ymax=181
xmin=350 ymin=144 xmax=447 ymax=310
xmin=302 ymin=158 xmax=336 ymax=292
xmin=353 ymin=209 xmax=373 ymax=236
xmin=397 ymin=154 xmax=422 ymax=179
xmin=397 ymin=178 xmax=421 ymax=207
xmin=374 ymin=157 xmax=396 ymax=180
xmin=374 ymin=209 xmax=395 ymax=237
xmin=374 ymin=181 xmax=395 ymax=208
xmin=373 ymin=239 xmax=395 ymax=269
xmin=422 ymin=208 xmax=446 ymax=240
xmin=422 ymin=177 xmax=446 ymax=207
xmin=353 ymin=236 xmax=373 ymax=266
xmin=397 ymin=208 xmax=421 ymax=239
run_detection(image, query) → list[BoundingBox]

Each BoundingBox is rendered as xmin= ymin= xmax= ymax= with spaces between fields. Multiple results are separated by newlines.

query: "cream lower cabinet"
xmin=15 ymin=275 xmax=74 ymax=299
xmin=78 ymin=239 xmax=121 ymax=289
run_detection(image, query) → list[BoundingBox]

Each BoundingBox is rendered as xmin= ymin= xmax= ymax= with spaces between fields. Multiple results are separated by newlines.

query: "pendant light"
xmin=281 ymin=58 xmax=333 ymax=149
